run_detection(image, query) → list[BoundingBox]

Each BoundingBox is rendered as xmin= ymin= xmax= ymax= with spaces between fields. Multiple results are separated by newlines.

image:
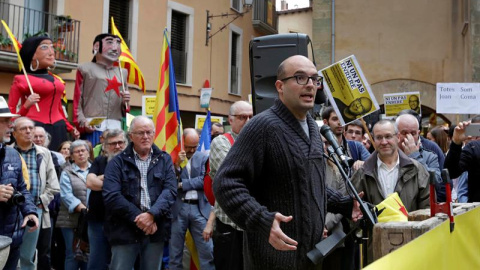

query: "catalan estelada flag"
xmin=110 ymin=17 xmax=146 ymax=93
xmin=197 ymin=110 xmax=211 ymax=154
xmin=1 ymin=20 xmax=23 ymax=71
xmin=153 ymin=29 xmax=182 ymax=164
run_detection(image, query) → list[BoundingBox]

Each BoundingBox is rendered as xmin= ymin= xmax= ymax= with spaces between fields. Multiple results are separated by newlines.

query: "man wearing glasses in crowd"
xmin=214 ymin=55 xmax=362 ymax=269
xmin=351 ymin=120 xmax=430 ymax=264
xmin=86 ymin=129 xmax=127 ymax=270
xmin=11 ymin=117 xmax=58 ymax=270
xmin=103 ymin=116 xmax=177 ymax=269
xmin=210 ymin=100 xmax=253 ymax=270
xmin=344 ymin=120 xmax=365 ymax=143
xmin=395 ymin=114 xmax=443 ymax=201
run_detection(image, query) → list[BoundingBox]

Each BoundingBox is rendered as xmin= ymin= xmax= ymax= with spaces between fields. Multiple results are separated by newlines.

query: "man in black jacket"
xmin=445 ymin=120 xmax=480 ymax=202
xmin=214 ymin=56 xmax=362 ymax=270
xmin=87 ymin=128 xmax=127 ymax=270
xmin=103 ymin=116 xmax=177 ymax=270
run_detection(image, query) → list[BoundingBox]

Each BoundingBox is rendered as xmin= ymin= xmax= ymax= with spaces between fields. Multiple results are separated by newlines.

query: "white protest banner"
xmin=436 ymin=83 xmax=480 ymax=114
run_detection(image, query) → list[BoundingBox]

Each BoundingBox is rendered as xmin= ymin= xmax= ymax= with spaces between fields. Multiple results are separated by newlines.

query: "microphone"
xmin=320 ymin=125 xmax=352 ymax=169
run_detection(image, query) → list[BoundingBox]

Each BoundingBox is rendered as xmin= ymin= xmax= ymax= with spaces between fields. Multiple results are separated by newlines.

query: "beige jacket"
xmin=11 ymin=143 xmax=60 ymax=228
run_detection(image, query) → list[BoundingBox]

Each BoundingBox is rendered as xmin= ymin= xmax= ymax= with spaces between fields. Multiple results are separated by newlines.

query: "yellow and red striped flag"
xmin=153 ymin=29 xmax=183 ymax=164
xmin=110 ymin=17 xmax=146 ymax=93
xmin=1 ymin=20 xmax=23 ymax=71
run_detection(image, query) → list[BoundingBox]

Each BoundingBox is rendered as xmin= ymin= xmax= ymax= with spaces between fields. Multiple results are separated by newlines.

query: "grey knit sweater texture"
xmin=214 ymin=99 xmax=353 ymax=270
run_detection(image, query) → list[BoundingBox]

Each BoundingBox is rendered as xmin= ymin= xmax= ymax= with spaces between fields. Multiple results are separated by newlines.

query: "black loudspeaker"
xmin=249 ymin=33 xmax=310 ymax=115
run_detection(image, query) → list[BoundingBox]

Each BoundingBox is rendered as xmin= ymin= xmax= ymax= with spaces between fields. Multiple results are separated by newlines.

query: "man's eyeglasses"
xmin=131 ymin=130 xmax=155 ymax=137
xmin=184 ymin=145 xmax=199 ymax=150
xmin=374 ymin=134 xmax=397 ymax=141
xmin=73 ymin=148 xmax=87 ymax=154
xmin=280 ymin=74 xmax=323 ymax=87
xmin=231 ymin=114 xmax=253 ymax=121
xmin=107 ymin=141 xmax=126 ymax=147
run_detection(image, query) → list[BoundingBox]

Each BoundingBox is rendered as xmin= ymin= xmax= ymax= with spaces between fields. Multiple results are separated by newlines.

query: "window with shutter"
xmin=231 ymin=0 xmax=241 ymax=12
xmin=171 ymin=11 xmax=187 ymax=84
xmin=230 ymin=32 xmax=240 ymax=95
xmin=109 ymin=0 xmax=130 ymax=45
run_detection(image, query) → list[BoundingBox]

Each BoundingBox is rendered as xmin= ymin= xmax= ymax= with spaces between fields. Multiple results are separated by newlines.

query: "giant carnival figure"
xmin=73 ymin=33 xmax=131 ymax=146
xmin=8 ymin=36 xmax=80 ymax=150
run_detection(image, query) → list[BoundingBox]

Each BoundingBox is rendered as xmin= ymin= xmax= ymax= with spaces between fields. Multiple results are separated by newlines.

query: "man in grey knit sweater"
xmin=214 ymin=55 xmax=362 ymax=269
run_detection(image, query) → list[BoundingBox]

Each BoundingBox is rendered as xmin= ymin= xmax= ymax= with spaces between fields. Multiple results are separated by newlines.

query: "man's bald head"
xmin=184 ymin=128 xmax=200 ymax=159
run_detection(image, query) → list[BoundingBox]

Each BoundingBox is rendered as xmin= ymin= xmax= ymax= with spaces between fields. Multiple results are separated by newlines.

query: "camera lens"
xmin=10 ymin=191 xmax=25 ymax=206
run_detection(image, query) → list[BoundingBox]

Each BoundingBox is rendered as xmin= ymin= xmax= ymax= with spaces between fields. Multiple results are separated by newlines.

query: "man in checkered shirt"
xmin=210 ymin=100 xmax=253 ymax=270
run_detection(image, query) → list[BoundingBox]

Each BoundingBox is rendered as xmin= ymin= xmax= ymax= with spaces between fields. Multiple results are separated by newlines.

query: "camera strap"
xmin=0 ymin=144 xmax=5 ymax=178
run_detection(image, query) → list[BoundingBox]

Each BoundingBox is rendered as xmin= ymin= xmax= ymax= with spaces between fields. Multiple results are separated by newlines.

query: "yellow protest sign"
xmin=195 ymin=114 xmax=223 ymax=130
xmin=142 ymin=96 xmax=157 ymax=116
xmin=376 ymin=192 xmax=408 ymax=223
xmin=384 ymin=92 xmax=421 ymax=117
xmin=320 ymin=55 xmax=380 ymax=125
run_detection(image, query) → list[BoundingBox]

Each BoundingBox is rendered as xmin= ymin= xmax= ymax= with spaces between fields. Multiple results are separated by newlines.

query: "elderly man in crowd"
xmin=103 ymin=116 xmax=177 ymax=270
xmin=11 ymin=117 xmax=59 ymax=270
xmin=351 ymin=119 xmax=430 ymax=264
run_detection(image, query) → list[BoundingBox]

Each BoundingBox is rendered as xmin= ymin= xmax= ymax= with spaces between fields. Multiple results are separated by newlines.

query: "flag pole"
xmin=1 ymin=20 xmax=40 ymax=112
xmin=20 ymin=64 xmax=41 ymax=112
xmin=117 ymin=60 xmax=130 ymax=112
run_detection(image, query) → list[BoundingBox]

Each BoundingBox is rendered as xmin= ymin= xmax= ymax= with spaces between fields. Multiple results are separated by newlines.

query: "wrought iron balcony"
xmin=0 ymin=1 xmax=80 ymax=73
xmin=252 ymin=0 xmax=278 ymax=35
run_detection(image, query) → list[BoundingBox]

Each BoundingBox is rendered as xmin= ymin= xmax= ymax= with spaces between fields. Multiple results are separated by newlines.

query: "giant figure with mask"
xmin=8 ymin=36 xmax=80 ymax=151
xmin=73 ymin=34 xmax=131 ymax=146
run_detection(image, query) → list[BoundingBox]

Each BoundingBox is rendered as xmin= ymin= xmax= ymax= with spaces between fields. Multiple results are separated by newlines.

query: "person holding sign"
xmin=73 ymin=34 xmax=131 ymax=146
xmin=8 ymin=36 xmax=80 ymax=151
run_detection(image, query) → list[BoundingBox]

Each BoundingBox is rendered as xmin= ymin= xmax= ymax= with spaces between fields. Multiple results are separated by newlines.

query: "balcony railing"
xmin=0 ymin=1 xmax=80 ymax=73
xmin=252 ymin=0 xmax=278 ymax=35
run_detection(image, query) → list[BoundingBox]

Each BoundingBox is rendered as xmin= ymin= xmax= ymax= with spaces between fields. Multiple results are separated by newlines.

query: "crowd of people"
xmin=0 ymin=33 xmax=478 ymax=270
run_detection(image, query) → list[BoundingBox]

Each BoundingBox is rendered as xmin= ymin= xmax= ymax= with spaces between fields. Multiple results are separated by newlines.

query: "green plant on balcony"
xmin=56 ymin=15 xmax=74 ymax=33
xmin=54 ymin=47 xmax=76 ymax=62
xmin=0 ymin=34 xmax=13 ymax=51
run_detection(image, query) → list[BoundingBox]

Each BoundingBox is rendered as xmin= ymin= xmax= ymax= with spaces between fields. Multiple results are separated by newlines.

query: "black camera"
xmin=8 ymin=189 xmax=25 ymax=206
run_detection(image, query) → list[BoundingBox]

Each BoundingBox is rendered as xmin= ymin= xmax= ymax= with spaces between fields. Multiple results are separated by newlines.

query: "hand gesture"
xmin=0 ymin=184 xmax=14 ymax=203
xmin=268 ymin=213 xmax=298 ymax=251
xmin=22 ymin=214 xmax=39 ymax=232
xmin=202 ymin=221 xmax=214 ymax=242
xmin=351 ymin=192 xmax=364 ymax=222
xmin=24 ymin=93 xmax=40 ymax=109
xmin=71 ymin=128 xmax=80 ymax=140
xmin=175 ymin=150 xmax=186 ymax=167
xmin=121 ymin=91 xmax=131 ymax=103
xmin=452 ymin=121 xmax=471 ymax=145
xmin=401 ymin=134 xmax=419 ymax=155
xmin=135 ymin=212 xmax=155 ymax=231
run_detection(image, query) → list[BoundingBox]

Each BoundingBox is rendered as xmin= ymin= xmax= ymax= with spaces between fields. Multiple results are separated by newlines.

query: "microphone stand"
xmin=325 ymin=146 xmax=377 ymax=227
xmin=307 ymin=146 xmax=378 ymax=266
